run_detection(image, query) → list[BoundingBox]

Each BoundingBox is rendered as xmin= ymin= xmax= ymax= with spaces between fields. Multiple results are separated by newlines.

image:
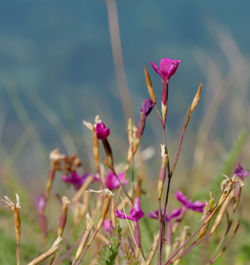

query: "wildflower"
xmin=102 ymin=219 xmax=114 ymax=234
xmin=151 ymin=58 xmax=180 ymax=125
xmin=235 ymin=162 xmax=249 ymax=180
xmin=151 ymin=58 xmax=181 ymax=82
xmin=105 ymin=170 xmax=128 ymax=191
xmin=175 ymin=191 xmax=205 ymax=213
xmin=36 ymin=195 xmax=46 ymax=213
xmin=140 ymin=98 xmax=154 ymax=117
xmin=62 ymin=171 xmax=99 ymax=190
xmin=95 ymin=121 xmax=114 ymax=169
xmin=115 ymin=197 xmax=144 ymax=247
xmin=116 ymin=197 xmax=144 ymax=222
xmin=35 ymin=195 xmax=47 ymax=238
xmin=147 ymin=208 xmax=182 ymax=222
xmin=96 ymin=122 xmax=110 ymax=140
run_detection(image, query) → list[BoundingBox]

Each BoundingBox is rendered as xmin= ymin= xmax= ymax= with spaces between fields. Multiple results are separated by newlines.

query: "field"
xmin=0 ymin=1 xmax=250 ymax=264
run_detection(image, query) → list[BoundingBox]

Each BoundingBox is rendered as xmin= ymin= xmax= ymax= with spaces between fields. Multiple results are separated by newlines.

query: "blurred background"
xmin=0 ymin=1 xmax=250 ymax=264
xmin=0 ymin=0 xmax=249 ymax=192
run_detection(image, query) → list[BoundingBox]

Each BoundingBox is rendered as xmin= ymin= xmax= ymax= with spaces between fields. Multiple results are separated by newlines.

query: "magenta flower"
xmin=115 ymin=197 xmax=144 ymax=222
xmin=36 ymin=195 xmax=46 ymax=213
xmin=36 ymin=195 xmax=47 ymax=237
xmin=175 ymin=191 xmax=205 ymax=213
xmin=62 ymin=171 xmax=98 ymax=190
xmin=116 ymin=197 xmax=144 ymax=247
xmin=105 ymin=171 xmax=128 ymax=191
xmin=102 ymin=219 xmax=114 ymax=234
xmin=148 ymin=208 xmax=182 ymax=222
xmin=235 ymin=163 xmax=249 ymax=180
xmin=140 ymin=98 xmax=154 ymax=117
xmin=151 ymin=58 xmax=180 ymax=82
xmin=96 ymin=122 xmax=110 ymax=140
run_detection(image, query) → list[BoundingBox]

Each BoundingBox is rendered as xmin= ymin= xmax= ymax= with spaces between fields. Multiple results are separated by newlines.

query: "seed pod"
xmin=144 ymin=66 xmax=156 ymax=104
xmin=57 ymin=197 xmax=70 ymax=237
xmin=190 ymin=83 xmax=202 ymax=113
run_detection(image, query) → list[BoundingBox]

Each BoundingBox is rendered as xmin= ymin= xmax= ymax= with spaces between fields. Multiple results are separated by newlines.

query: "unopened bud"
xmin=136 ymin=113 xmax=146 ymax=139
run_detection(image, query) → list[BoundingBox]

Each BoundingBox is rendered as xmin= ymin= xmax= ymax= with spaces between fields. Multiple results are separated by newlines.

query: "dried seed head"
xmin=83 ymin=115 xmax=102 ymax=132
xmin=95 ymin=115 xmax=102 ymax=124
xmin=62 ymin=196 xmax=70 ymax=206
xmin=83 ymin=120 xmax=93 ymax=131
xmin=2 ymin=194 xmax=21 ymax=245
xmin=2 ymin=194 xmax=21 ymax=210
xmin=87 ymin=188 xmax=114 ymax=197
xmin=49 ymin=148 xmax=65 ymax=161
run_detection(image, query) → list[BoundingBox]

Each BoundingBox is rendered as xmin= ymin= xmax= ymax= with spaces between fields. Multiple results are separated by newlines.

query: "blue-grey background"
xmin=0 ymin=0 xmax=249 ymax=182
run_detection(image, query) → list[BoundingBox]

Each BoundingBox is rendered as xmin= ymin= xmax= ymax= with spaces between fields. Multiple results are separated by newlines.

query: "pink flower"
xmin=102 ymin=219 xmax=114 ymax=234
xmin=96 ymin=122 xmax=110 ymax=140
xmin=62 ymin=171 xmax=99 ymax=190
xmin=115 ymin=197 xmax=144 ymax=222
xmin=36 ymin=195 xmax=46 ymax=213
xmin=105 ymin=171 xmax=128 ymax=191
xmin=115 ymin=197 xmax=144 ymax=247
xmin=175 ymin=191 xmax=205 ymax=213
xmin=151 ymin=58 xmax=180 ymax=82
xmin=235 ymin=162 xmax=249 ymax=180
xmin=147 ymin=208 xmax=182 ymax=222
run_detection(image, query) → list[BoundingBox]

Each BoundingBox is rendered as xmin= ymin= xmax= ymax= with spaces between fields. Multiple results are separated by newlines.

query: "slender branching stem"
xmin=155 ymin=103 xmax=172 ymax=265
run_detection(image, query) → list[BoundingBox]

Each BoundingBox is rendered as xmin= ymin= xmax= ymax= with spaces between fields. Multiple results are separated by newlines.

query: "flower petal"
xmin=151 ymin=61 xmax=162 ymax=77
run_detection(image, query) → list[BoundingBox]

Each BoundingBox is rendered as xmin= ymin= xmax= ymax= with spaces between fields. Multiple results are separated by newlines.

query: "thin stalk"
xmin=170 ymin=118 xmax=188 ymax=176
xmin=17 ymin=243 xmax=20 ymax=265
xmin=159 ymin=177 xmax=172 ymax=265
xmin=106 ymin=0 xmax=133 ymax=121
xmin=154 ymin=103 xmax=172 ymax=265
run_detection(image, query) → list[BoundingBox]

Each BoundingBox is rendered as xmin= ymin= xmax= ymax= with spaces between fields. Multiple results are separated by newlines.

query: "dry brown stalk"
xmin=171 ymin=83 xmax=202 ymax=175
xmin=74 ymin=190 xmax=113 ymax=264
xmin=92 ymin=127 xmax=100 ymax=173
xmin=27 ymin=237 xmax=62 ymax=265
xmin=74 ymin=192 xmax=90 ymax=226
xmin=72 ymin=176 xmax=93 ymax=203
xmin=1 ymin=194 xmax=21 ymax=265
xmin=74 ymin=214 xmax=94 ymax=262
xmin=145 ymin=232 xmax=160 ymax=265
xmin=111 ymin=198 xmax=116 ymax=229
xmin=144 ymin=66 xmax=156 ymax=104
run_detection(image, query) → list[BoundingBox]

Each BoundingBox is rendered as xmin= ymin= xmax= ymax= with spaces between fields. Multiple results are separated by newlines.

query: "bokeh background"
xmin=1 ymin=0 xmax=249 ymax=185
xmin=0 ymin=0 xmax=250 ymax=264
